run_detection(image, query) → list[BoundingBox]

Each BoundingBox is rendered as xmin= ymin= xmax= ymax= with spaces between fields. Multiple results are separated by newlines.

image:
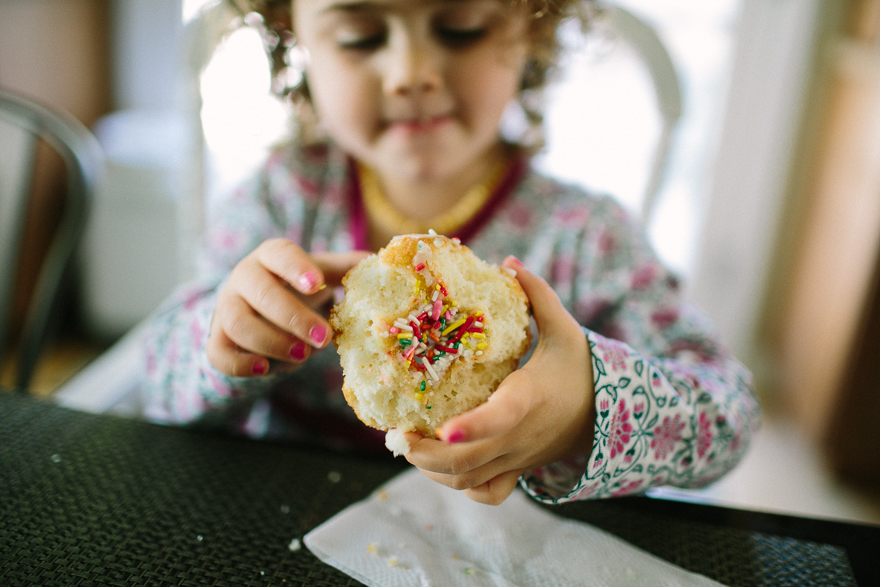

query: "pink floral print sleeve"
xmin=142 ymin=142 xmax=761 ymax=503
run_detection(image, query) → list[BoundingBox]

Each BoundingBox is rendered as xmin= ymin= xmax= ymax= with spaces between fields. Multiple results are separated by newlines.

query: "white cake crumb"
xmin=385 ymin=428 xmax=411 ymax=456
xmin=288 ymin=538 xmax=301 ymax=551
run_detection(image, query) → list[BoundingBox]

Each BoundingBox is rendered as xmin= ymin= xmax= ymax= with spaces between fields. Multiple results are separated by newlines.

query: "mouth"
xmin=385 ymin=113 xmax=453 ymax=133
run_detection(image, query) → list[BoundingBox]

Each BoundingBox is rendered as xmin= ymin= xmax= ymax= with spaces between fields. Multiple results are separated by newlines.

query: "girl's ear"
xmin=291 ymin=79 xmax=329 ymax=146
xmin=519 ymin=55 xmax=544 ymax=92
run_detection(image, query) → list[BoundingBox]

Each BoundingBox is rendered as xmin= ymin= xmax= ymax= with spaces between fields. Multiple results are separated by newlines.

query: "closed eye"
xmin=338 ymin=33 xmax=386 ymax=51
xmin=437 ymin=27 xmax=487 ymax=47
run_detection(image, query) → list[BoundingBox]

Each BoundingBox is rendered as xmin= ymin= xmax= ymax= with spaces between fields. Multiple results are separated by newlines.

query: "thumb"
xmin=502 ymin=256 xmax=578 ymax=342
xmin=438 ymin=369 xmax=531 ymax=443
xmin=313 ymin=250 xmax=372 ymax=287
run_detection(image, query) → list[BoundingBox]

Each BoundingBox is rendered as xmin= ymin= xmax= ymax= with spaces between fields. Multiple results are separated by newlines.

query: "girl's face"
xmin=293 ymin=0 xmax=530 ymax=184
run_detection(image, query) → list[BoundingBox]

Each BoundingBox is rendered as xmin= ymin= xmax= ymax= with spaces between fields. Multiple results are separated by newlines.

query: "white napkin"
xmin=304 ymin=467 xmax=727 ymax=587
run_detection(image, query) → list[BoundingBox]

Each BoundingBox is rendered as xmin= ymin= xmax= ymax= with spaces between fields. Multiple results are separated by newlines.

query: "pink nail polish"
xmin=309 ymin=325 xmax=327 ymax=345
xmin=509 ymin=256 xmax=524 ymax=268
xmin=298 ymin=271 xmax=319 ymax=292
xmin=252 ymin=362 xmax=266 ymax=375
xmin=446 ymin=429 xmax=465 ymax=443
xmin=290 ymin=342 xmax=307 ymax=361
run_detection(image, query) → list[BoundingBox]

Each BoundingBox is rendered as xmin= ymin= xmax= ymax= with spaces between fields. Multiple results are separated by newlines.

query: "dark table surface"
xmin=2 ymin=391 xmax=878 ymax=587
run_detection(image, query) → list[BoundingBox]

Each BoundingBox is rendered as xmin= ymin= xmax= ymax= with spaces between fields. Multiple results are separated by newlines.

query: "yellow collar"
xmin=358 ymin=158 xmax=508 ymax=236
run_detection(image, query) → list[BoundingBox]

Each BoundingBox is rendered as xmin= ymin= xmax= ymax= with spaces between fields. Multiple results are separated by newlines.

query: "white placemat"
xmin=304 ymin=467 xmax=727 ymax=587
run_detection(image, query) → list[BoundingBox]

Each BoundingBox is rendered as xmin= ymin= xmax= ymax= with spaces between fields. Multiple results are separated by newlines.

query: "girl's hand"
xmin=403 ymin=256 xmax=595 ymax=505
xmin=207 ymin=238 xmax=369 ymax=377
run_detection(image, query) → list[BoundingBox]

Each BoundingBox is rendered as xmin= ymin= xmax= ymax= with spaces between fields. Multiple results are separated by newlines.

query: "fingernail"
xmin=446 ymin=429 xmax=465 ymax=444
xmin=509 ymin=256 xmax=524 ymax=268
xmin=298 ymin=271 xmax=320 ymax=292
xmin=309 ymin=325 xmax=328 ymax=345
xmin=252 ymin=362 xmax=266 ymax=375
xmin=290 ymin=342 xmax=307 ymax=361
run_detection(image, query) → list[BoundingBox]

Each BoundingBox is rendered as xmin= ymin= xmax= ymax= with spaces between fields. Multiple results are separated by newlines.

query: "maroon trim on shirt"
xmin=346 ymin=153 xmax=526 ymax=249
xmin=347 ymin=157 xmax=370 ymax=251
xmin=452 ymin=154 xmax=525 ymax=245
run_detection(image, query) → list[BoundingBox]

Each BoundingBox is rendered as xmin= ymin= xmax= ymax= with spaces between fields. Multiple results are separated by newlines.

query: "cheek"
xmin=453 ymin=54 xmax=524 ymax=124
xmin=307 ymin=62 xmax=377 ymax=136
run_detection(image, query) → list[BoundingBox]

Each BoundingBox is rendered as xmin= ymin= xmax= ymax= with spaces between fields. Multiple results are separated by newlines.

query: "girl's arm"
xmin=141 ymin=164 xmax=366 ymax=426
xmin=142 ymin=246 xmax=365 ymax=427
xmin=528 ymin=196 xmax=761 ymax=504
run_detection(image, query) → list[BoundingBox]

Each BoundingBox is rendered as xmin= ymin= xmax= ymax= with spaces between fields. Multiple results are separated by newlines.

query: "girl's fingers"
xmin=311 ymin=250 xmax=373 ymax=285
xmin=214 ymin=294 xmax=312 ymax=363
xmin=233 ymin=260 xmax=331 ymax=349
xmin=405 ymin=434 xmax=502 ymax=477
xmin=296 ymin=251 xmax=373 ymax=310
xmin=437 ymin=370 xmax=532 ymax=444
xmin=463 ymin=470 xmax=523 ymax=506
xmin=413 ymin=453 xmax=511 ymax=492
xmin=207 ymin=324 xmax=269 ymax=377
xmin=256 ymin=239 xmax=328 ymax=295
xmin=407 ymin=258 xmax=589 ymax=502
xmin=208 ymin=241 xmax=370 ymax=377
xmin=256 ymin=240 xmax=370 ymax=295
xmin=502 ymin=256 xmax=580 ymax=343
xmin=242 ymin=242 xmax=370 ymax=347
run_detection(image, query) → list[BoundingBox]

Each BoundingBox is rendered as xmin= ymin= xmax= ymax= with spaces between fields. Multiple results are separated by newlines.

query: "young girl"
xmin=143 ymin=0 xmax=761 ymax=506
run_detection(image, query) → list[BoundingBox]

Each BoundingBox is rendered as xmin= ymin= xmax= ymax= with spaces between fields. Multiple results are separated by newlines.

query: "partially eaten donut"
xmin=330 ymin=234 xmax=531 ymax=443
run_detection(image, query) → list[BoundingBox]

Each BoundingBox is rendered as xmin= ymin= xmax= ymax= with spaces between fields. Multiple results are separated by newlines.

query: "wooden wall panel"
xmin=767 ymin=0 xmax=880 ymax=476
xmin=774 ymin=52 xmax=880 ymax=437
xmin=0 ymin=0 xmax=111 ymax=127
xmin=0 ymin=0 xmax=110 ymax=337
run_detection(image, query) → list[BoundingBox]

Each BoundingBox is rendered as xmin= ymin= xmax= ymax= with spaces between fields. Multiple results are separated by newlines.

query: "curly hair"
xmin=225 ymin=0 xmax=598 ymax=147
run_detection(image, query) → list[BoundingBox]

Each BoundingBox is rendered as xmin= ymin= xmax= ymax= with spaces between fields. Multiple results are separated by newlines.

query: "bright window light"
xmin=182 ymin=0 xmax=214 ymax=23
xmin=198 ymin=27 xmax=291 ymax=204
xmin=534 ymin=18 xmax=660 ymax=216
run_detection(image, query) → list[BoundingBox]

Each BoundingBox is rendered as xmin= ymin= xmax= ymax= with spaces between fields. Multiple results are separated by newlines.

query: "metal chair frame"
xmin=0 ymin=88 xmax=102 ymax=392
xmin=597 ymin=3 xmax=683 ymax=222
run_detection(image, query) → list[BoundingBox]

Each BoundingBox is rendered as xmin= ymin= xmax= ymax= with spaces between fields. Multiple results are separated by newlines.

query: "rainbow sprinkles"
xmin=374 ymin=238 xmax=488 ymax=409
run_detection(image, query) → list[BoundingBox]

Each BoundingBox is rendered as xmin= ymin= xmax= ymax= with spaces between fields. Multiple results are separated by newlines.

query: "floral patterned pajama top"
xmin=142 ymin=141 xmax=761 ymax=504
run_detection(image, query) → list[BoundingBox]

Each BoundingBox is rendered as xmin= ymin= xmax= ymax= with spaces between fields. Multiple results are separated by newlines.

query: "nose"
xmin=382 ymin=31 xmax=443 ymax=97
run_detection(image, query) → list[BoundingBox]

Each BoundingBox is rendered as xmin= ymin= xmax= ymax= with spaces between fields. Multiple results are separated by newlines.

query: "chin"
xmin=401 ymin=159 xmax=456 ymax=182
xmin=379 ymin=133 xmax=475 ymax=179
xmin=371 ymin=152 xmax=458 ymax=184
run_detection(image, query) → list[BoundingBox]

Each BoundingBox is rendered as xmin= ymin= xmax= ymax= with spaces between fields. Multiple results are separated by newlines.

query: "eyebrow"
xmin=320 ymin=0 xmax=480 ymax=14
